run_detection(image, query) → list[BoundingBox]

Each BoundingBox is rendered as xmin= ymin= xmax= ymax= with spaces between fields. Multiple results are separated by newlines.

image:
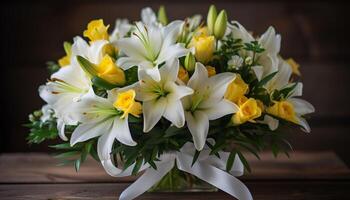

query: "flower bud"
xmin=244 ymin=56 xmax=253 ymax=65
xmin=266 ymin=101 xmax=297 ymax=123
xmin=188 ymin=35 xmax=215 ymax=64
xmin=184 ymin=52 xmax=196 ymax=72
xmin=232 ymin=97 xmax=262 ymax=125
xmin=214 ymin=10 xmax=227 ymax=39
xmin=224 ymin=74 xmax=249 ymax=104
xmin=96 ymin=55 xmax=125 ymax=85
xmin=83 ymin=19 xmax=109 ymax=41
xmin=207 ymin=5 xmax=217 ymax=35
xmin=157 ymin=6 xmax=168 ymax=25
xmin=178 ymin=66 xmax=190 ymax=83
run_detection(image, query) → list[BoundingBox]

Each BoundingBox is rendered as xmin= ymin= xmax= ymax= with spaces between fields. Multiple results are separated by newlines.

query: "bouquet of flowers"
xmin=27 ymin=5 xmax=315 ymax=200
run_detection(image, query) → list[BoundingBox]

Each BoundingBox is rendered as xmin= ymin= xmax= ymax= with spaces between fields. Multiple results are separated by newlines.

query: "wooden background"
xmin=1 ymin=0 xmax=350 ymax=164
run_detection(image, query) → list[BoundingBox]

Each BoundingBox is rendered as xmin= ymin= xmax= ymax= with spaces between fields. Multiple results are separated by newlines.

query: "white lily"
xmin=109 ymin=19 xmax=132 ymax=44
xmin=263 ymin=58 xmax=315 ymax=132
xmin=39 ymin=37 xmax=108 ymax=141
xmin=117 ymin=21 xmax=188 ymax=81
xmin=141 ymin=7 xmax=160 ymax=28
xmin=135 ymin=58 xmax=193 ymax=132
xmin=228 ymin=22 xmax=281 ymax=80
xmin=183 ymin=63 xmax=239 ymax=150
xmin=70 ymin=88 xmax=141 ymax=174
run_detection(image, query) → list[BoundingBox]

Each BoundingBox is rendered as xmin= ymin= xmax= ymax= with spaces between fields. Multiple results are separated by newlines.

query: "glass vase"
xmin=148 ymin=165 xmax=218 ymax=192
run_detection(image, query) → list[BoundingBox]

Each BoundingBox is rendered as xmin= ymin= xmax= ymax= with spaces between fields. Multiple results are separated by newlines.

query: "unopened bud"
xmin=184 ymin=52 xmax=196 ymax=72
xmin=158 ymin=6 xmax=168 ymax=25
xmin=214 ymin=10 xmax=227 ymax=39
xmin=207 ymin=5 xmax=217 ymax=35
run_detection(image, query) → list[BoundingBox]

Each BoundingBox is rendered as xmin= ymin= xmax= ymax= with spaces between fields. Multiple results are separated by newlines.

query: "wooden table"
xmin=0 ymin=151 xmax=349 ymax=199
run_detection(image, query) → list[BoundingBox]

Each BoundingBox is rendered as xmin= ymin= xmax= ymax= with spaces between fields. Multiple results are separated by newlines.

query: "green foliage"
xmin=46 ymin=61 xmax=60 ymax=75
xmin=26 ymin=110 xmax=58 ymax=144
xmin=244 ymin=41 xmax=265 ymax=54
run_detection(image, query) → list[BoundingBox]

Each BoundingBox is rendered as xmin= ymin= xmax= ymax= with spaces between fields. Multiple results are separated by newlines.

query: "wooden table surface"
xmin=0 ymin=151 xmax=349 ymax=200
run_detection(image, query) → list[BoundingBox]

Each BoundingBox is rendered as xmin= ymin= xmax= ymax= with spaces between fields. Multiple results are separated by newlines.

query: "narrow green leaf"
xmin=75 ymin=159 xmax=81 ymax=172
xmin=257 ymin=71 xmax=278 ymax=87
xmin=76 ymin=55 xmax=98 ymax=77
xmin=226 ymin=151 xmax=236 ymax=171
xmin=191 ymin=150 xmax=200 ymax=166
xmin=49 ymin=143 xmax=72 ymax=150
xmin=164 ymin=126 xmax=186 ymax=137
xmin=63 ymin=41 xmax=72 ymax=55
xmin=237 ymin=151 xmax=251 ymax=173
xmin=132 ymin=158 xmax=143 ymax=175
xmin=91 ymin=76 xmax=118 ymax=90
xmin=54 ymin=151 xmax=80 ymax=159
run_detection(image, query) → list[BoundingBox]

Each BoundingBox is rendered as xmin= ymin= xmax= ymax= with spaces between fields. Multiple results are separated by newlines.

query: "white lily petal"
xmin=259 ymin=26 xmax=281 ymax=55
xmin=157 ymin=44 xmax=188 ymax=64
xmin=113 ymin=117 xmax=137 ymax=146
xmin=185 ymin=111 xmax=209 ymax=151
xmin=144 ymin=66 xmax=161 ymax=82
xmin=229 ymin=21 xmax=254 ymax=43
xmin=290 ymin=82 xmax=303 ymax=97
xmin=188 ymin=63 xmax=208 ymax=90
xmin=70 ymin=118 xmax=113 ymax=146
xmin=163 ymin=100 xmax=186 ymax=128
xmin=263 ymin=115 xmax=279 ymax=131
xmin=116 ymin=37 xmax=146 ymax=62
xmin=88 ymin=40 xmax=109 ymax=64
xmin=141 ymin=7 xmax=158 ymax=27
xmin=252 ymin=65 xmax=264 ymax=81
xmin=159 ymin=59 xmax=179 ymax=83
xmin=205 ymin=99 xmax=238 ymax=120
xmin=57 ymin=119 xmax=68 ymax=141
xmin=71 ymin=36 xmax=89 ymax=58
xmin=143 ymin=98 xmax=167 ymax=132
xmin=296 ymin=116 xmax=311 ymax=133
xmin=289 ymin=98 xmax=315 ymax=115
xmin=165 ymin=82 xmax=194 ymax=101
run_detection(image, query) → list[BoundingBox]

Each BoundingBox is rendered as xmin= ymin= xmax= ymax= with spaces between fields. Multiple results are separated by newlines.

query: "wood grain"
xmin=0 ymin=181 xmax=349 ymax=200
xmin=0 ymin=151 xmax=349 ymax=184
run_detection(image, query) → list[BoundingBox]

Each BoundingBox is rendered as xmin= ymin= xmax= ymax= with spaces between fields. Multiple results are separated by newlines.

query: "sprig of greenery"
xmin=25 ymin=110 xmax=58 ymax=144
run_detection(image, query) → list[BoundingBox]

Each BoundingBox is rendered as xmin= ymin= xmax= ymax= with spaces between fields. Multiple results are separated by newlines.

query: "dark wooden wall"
xmin=1 ymin=0 xmax=350 ymax=163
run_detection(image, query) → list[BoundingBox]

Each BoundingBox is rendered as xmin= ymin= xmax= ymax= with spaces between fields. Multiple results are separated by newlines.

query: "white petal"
xmin=70 ymin=118 xmax=113 ymax=146
xmin=259 ymin=26 xmax=281 ymax=55
xmin=157 ymin=43 xmax=188 ymax=64
xmin=188 ymin=63 xmax=208 ymax=90
xmin=143 ymin=65 xmax=161 ymax=82
xmin=57 ymin=119 xmax=68 ymax=141
xmin=159 ymin=59 xmax=179 ymax=83
xmin=229 ymin=21 xmax=254 ymax=43
xmin=296 ymin=116 xmax=311 ymax=133
xmin=143 ymin=98 xmax=166 ymax=132
xmin=117 ymin=57 xmax=142 ymax=70
xmin=117 ymin=37 xmax=147 ymax=61
xmin=88 ymin=40 xmax=109 ymax=64
xmin=290 ymin=82 xmax=303 ymax=97
xmin=252 ymin=65 xmax=264 ymax=81
xmin=185 ymin=111 xmax=209 ymax=151
xmin=113 ymin=117 xmax=137 ymax=146
xmin=71 ymin=36 xmax=89 ymax=58
xmin=289 ymin=98 xmax=315 ymax=115
xmin=162 ymin=20 xmax=183 ymax=47
xmin=165 ymin=82 xmax=193 ymax=101
xmin=204 ymin=99 xmax=238 ymax=120
xmin=163 ymin=100 xmax=185 ymax=128
xmin=263 ymin=115 xmax=279 ymax=131
xmin=141 ymin=7 xmax=158 ymax=27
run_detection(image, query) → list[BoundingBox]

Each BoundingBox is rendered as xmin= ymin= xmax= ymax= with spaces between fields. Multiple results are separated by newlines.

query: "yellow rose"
xmin=83 ymin=19 xmax=109 ymax=41
xmin=178 ymin=66 xmax=190 ymax=83
xmin=286 ymin=58 xmax=301 ymax=76
xmin=266 ymin=101 xmax=297 ymax=123
xmin=113 ymin=89 xmax=142 ymax=119
xmin=224 ymin=74 xmax=249 ymax=104
xmin=206 ymin=66 xmax=216 ymax=77
xmin=58 ymin=42 xmax=72 ymax=67
xmin=96 ymin=55 xmax=125 ymax=85
xmin=195 ymin=26 xmax=209 ymax=37
xmin=188 ymin=35 xmax=215 ymax=64
xmin=232 ymin=97 xmax=262 ymax=125
xmin=102 ymin=44 xmax=118 ymax=58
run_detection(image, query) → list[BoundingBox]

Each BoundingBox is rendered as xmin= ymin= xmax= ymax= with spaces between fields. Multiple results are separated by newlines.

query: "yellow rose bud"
xmin=207 ymin=5 xmax=217 ymax=35
xmin=188 ymin=35 xmax=215 ymax=64
xmin=224 ymin=74 xmax=249 ymax=104
xmin=232 ymin=98 xmax=262 ymax=125
xmin=286 ymin=58 xmax=301 ymax=76
xmin=83 ymin=19 xmax=109 ymax=42
xmin=102 ymin=44 xmax=118 ymax=58
xmin=178 ymin=66 xmax=190 ymax=83
xmin=96 ymin=55 xmax=125 ymax=85
xmin=113 ymin=89 xmax=142 ymax=119
xmin=213 ymin=10 xmax=227 ymax=39
xmin=58 ymin=42 xmax=72 ymax=67
xmin=206 ymin=66 xmax=216 ymax=77
xmin=266 ymin=101 xmax=297 ymax=123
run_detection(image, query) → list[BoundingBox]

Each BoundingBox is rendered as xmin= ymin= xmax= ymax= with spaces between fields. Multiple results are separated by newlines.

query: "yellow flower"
xmin=286 ymin=58 xmax=301 ymax=76
xmin=96 ymin=55 xmax=125 ymax=85
xmin=232 ymin=97 xmax=262 ymax=125
xmin=58 ymin=56 xmax=70 ymax=67
xmin=178 ymin=66 xmax=190 ymax=83
xmin=103 ymin=44 xmax=118 ymax=58
xmin=224 ymin=74 xmax=249 ymax=104
xmin=113 ymin=89 xmax=142 ymax=119
xmin=83 ymin=19 xmax=109 ymax=42
xmin=206 ymin=66 xmax=216 ymax=77
xmin=266 ymin=100 xmax=298 ymax=123
xmin=188 ymin=35 xmax=215 ymax=64
xmin=58 ymin=42 xmax=72 ymax=67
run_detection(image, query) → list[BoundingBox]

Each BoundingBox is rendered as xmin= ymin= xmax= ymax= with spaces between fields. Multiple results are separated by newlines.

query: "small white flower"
xmin=117 ymin=21 xmax=188 ymax=81
xmin=135 ymin=59 xmax=193 ymax=132
xmin=227 ymin=55 xmax=243 ymax=70
xmin=183 ymin=63 xmax=239 ymax=150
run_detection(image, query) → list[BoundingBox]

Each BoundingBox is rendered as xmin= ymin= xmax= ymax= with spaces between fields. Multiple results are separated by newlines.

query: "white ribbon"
xmin=100 ymin=143 xmax=253 ymax=200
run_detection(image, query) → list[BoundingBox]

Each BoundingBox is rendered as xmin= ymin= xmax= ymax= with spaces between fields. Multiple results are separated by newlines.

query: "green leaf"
xmin=191 ymin=150 xmax=200 ymax=166
xmin=132 ymin=158 xmax=143 ymax=175
xmin=237 ymin=151 xmax=251 ymax=173
xmin=256 ymin=71 xmax=278 ymax=88
xmin=91 ymin=76 xmax=118 ymax=90
xmin=164 ymin=126 xmax=186 ymax=137
xmin=63 ymin=41 xmax=72 ymax=55
xmin=54 ymin=151 xmax=80 ymax=159
xmin=226 ymin=151 xmax=236 ymax=171
xmin=76 ymin=55 xmax=98 ymax=77
xmin=49 ymin=143 xmax=72 ymax=150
